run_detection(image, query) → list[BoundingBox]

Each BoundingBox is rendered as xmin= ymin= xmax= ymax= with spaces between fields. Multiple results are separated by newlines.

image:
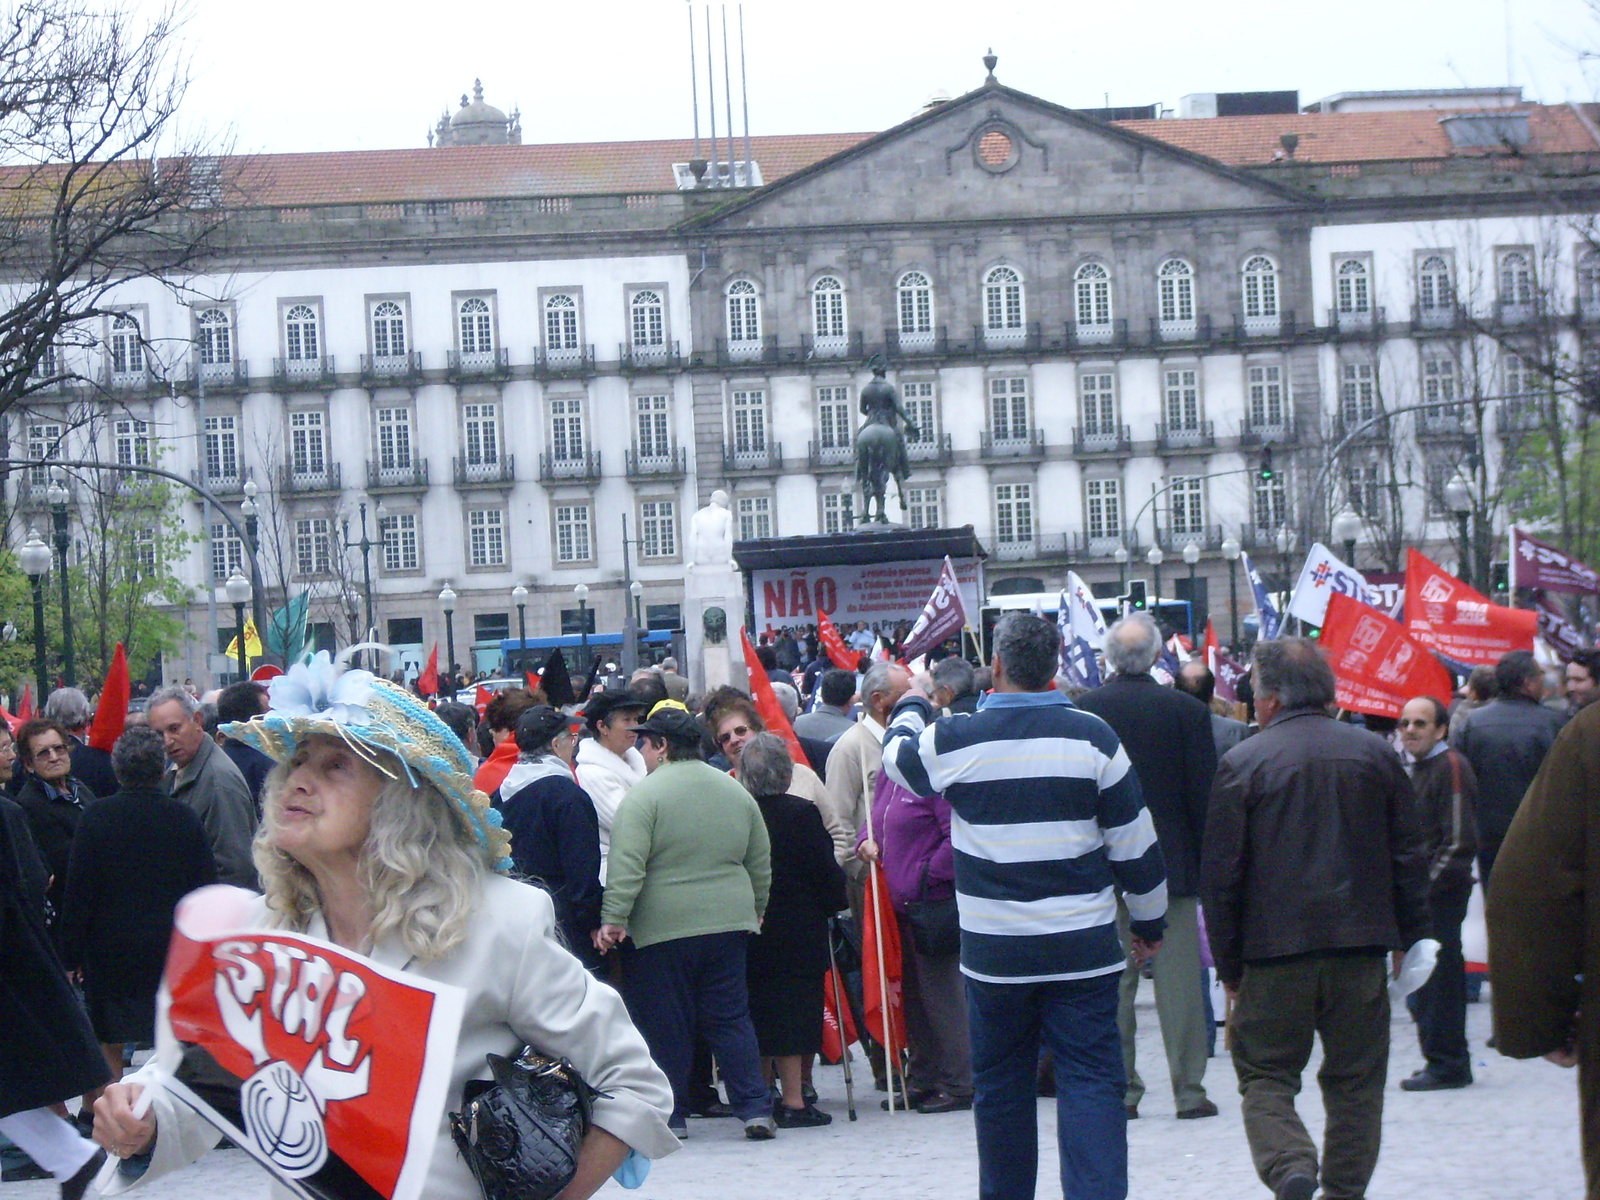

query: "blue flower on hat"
xmin=268 ymin=651 xmax=377 ymax=727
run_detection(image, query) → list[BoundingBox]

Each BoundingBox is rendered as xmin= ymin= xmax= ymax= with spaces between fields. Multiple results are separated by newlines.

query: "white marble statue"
xmin=688 ymin=488 xmax=735 ymax=570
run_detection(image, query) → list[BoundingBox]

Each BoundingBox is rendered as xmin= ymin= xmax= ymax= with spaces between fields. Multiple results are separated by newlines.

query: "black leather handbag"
xmin=449 ymin=1049 xmax=606 ymax=1200
xmin=904 ymin=861 xmax=960 ymax=957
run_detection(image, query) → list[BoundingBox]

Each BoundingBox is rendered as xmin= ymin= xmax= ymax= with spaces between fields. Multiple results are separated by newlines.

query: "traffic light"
xmin=1258 ymin=445 xmax=1275 ymax=483
xmin=1125 ymin=579 xmax=1148 ymax=610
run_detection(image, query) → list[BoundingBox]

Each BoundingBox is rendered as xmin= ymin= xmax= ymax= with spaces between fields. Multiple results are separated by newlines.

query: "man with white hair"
xmin=823 ymin=661 xmax=910 ymax=876
xmin=145 ymin=685 xmax=257 ymax=889
xmin=1078 ymin=612 xmax=1219 ymax=1121
xmin=44 ymin=687 xmax=117 ymax=799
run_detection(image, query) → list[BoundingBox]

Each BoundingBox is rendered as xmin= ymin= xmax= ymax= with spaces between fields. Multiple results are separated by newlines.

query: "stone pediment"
xmin=688 ymin=82 xmax=1312 ymax=232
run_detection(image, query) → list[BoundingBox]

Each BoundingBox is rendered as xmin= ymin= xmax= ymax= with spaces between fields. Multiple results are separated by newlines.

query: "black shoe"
xmin=1400 ymin=1068 xmax=1472 ymax=1091
xmin=1125 ymin=1104 xmax=1139 ymax=1119
xmin=800 ymin=1082 xmax=819 ymax=1105
xmin=689 ymin=1101 xmax=735 ymax=1118
xmin=667 ymin=1117 xmax=687 ymax=1139
xmin=1275 ymin=1174 xmax=1316 ymax=1200
xmin=60 ymin=1147 xmax=106 ymax=1200
xmin=70 ymin=1109 xmax=95 ymax=1138
xmin=743 ymin=1116 xmax=776 ymax=1140
xmin=881 ymin=1087 xmax=937 ymax=1110
xmin=1 ymin=1161 xmax=51 ymax=1182
xmin=915 ymin=1091 xmax=973 ymax=1114
xmin=774 ymin=1102 xmax=833 ymax=1128
xmin=1176 ymin=1099 xmax=1220 ymax=1119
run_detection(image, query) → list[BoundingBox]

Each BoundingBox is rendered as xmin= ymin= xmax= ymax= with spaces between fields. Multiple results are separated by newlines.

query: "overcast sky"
xmin=155 ymin=0 xmax=1599 ymax=155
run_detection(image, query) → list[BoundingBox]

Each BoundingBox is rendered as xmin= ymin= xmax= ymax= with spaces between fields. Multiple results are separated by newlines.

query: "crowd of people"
xmin=2 ymin=620 xmax=1599 ymax=1200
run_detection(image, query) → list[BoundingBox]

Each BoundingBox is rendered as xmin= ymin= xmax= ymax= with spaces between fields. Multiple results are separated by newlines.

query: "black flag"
xmin=541 ymin=647 xmax=576 ymax=707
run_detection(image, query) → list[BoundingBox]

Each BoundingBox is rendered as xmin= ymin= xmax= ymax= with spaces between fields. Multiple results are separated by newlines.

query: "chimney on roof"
xmin=983 ymin=49 xmax=998 ymax=85
xmin=1280 ymin=132 xmax=1299 ymax=158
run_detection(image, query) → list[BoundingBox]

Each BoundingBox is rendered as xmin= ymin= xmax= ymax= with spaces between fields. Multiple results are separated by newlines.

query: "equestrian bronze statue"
xmin=854 ymin=358 xmax=919 ymax=524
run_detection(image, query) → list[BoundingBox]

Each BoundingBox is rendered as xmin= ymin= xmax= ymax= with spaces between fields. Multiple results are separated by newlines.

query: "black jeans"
xmin=1414 ymin=876 xmax=1472 ymax=1080
xmin=621 ymin=931 xmax=770 ymax=1123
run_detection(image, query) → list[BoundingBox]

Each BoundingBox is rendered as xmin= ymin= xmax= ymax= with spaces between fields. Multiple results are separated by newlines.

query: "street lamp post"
xmin=1275 ymin=525 xmax=1294 ymax=615
xmin=630 ymin=580 xmax=644 ymax=638
xmin=438 ymin=585 xmax=457 ymax=690
xmin=46 ymin=475 xmax=74 ymax=687
xmin=342 ymin=500 xmax=383 ymax=669
xmin=1182 ymin=541 xmax=1201 ymax=641
xmin=1220 ymin=535 xmax=1242 ymax=646
xmin=1146 ymin=545 xmax=1164 ymax=626
xmin=19 ymin=530 xmax=51 ymax=702
xmin=511 ymin=584 xmax=529 ymax=674
xmin=240 ymin=479 xmax=265 ymax=646
xmin=574 ymin=583 xmax=590 ymax=669
xmin=1444 ymin=470 xmax=1474 ymax=587
xmin=1113 ymin=545 xmax=1129 ymax=594
xmin=1331 ymin=508 xmax=1364 ymax=572
xmin=225 ymin=572 xmax=252 ymax=680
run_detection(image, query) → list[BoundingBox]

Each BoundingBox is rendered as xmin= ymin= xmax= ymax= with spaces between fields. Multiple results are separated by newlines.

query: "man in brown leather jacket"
xmin=1201 ymin=638 xmax=1431 ymax=1200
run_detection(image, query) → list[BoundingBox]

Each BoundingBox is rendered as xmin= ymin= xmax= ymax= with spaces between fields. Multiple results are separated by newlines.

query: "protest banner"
xmin=900 ymin=556 xmax=971 ymax=660
xmin=1510 ymin=526 xmax=1600 ymax=594
xmin=1284 ymin=543 xmax=1382 ymax=628
xmin=751 ymin=557 xmax=982 ymax=639
xmin=1058 ymin=571 xmax=1107 ymax=688
xmin=1240 ymin=551 xmax=1280 ymax=640
xmin=1321 ymin=593 xmax=1454 ymax=718
xmin=1404 ymin=549 xmax=1536 ymax=666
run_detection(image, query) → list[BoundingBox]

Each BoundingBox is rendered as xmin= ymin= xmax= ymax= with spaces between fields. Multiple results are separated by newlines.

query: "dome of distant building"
xmin=431 ymin=79 xmax=521 ymax=147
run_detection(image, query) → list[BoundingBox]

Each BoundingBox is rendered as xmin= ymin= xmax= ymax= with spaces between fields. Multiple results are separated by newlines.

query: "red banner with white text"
xmin=1403 ymin=549 xmax=1536 ymax=666
xmin=1322 ymin=592 xmax=1455 ymax=718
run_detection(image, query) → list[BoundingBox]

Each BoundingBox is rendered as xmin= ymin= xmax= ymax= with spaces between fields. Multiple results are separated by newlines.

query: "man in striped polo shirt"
xmin=883 ymin=612 xmax=1167 ymax=1200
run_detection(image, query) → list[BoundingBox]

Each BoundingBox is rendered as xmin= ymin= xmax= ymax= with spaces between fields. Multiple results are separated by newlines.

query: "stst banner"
xmin=146 ymin=887 xmax=465 ymax=1200
xmin=1510 ymin=526 xmax=1600 ymax=594
xmin=1403 ymin=549 xmax=1537 ymax=667
xmin=900 ymin=556 xmax=972 ymax=661
xmin=1284 ymin=543 xmax=1383 ymax=628
xmin=1321 ymin=592 xmax=1454 ymax=718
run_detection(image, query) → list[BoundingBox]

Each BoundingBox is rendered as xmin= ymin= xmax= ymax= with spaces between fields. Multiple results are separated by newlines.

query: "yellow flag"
xmin=225 ymin=619 xmax=264 ymax=661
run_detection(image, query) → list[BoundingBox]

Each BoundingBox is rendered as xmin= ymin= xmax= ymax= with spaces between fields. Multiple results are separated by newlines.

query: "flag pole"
xmin=826 ymin=920 xmax=857 ymax=1121
xmin=863 ymin=797 xmax=906 ymax=1111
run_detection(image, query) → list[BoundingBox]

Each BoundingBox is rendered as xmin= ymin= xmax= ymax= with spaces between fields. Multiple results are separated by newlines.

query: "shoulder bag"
xmin=904 ymin=858 xmax=960 ymax=958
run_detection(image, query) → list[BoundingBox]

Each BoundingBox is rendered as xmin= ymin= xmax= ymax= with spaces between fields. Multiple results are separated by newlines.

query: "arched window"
xmin=372 ymin=301 xmax=407 ymax=359
xmin=630 ymin=290 xmax=665 ymax=348
xmin=1499 ymin=251 xmax=1534 ymax=307
xmin=284 ymin=304 xmax=319 ymax=361
xmin=983 ymin=265 xmax=1024 ymax=332
xmin=725 ymin=279 xmax=760 ymax=345
xmin=897 ymin=271 xmax=932 ymax=336
xmin=1580 ymin=251 xmax=1600 ymax=309
xmin=1158 ymin=259 xmax=1195 ymax=325
xmin=196 ymin=309 xmax=232 ymax=364
xmin=1336 ymin=259 xmax=1370 ymax=314
xmin=1417 ymin=255 xmax=1454 ymax=313
xmin=1074 ymin=262 xmax=1112 ymax=330
xmin=1242 ymin=256 xmax=1279 ymax=319
xmin=458 ymin=297 xmax=493 ymax=356
xmin=812 ymin=275 xmax=847 ymax=342
xmin=110 ymin=313 xmax=143 ymax=375
xmin=544 ymin=294 xmax=579 ymax=352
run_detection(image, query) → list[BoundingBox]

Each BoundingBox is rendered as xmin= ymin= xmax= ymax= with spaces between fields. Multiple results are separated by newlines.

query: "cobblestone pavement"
xmin=17 ymin=996 xmax=1582 ymax=1199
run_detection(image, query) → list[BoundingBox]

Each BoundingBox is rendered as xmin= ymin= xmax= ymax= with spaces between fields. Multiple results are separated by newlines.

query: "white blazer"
xmin=100 ymin=875 xmax=677 ymax=1199
xmin=574 ymin=739 xmax=647 ymax=883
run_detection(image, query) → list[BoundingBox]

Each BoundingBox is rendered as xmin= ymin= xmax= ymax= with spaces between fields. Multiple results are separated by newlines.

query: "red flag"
xmin=525 ymin=671 xmax=541 ymax=694
xmin=1321 ymin=592 xmax=1454 ymax=718
xmin=816 ymin=608 xmax=857 ymax=671
xmin=17 ymin=685 xmax=33 ymax=721
xmin=739 ymin=627 xmax=807 ymax=765
xmin=473 ymin=737 xmax=520 ymax=795
xmin=1403 ymin=549 xmax=1536 ymax=666
xmin=860 ymin=863 xmax=905 ymax=1059
xmin=1203 ymin=619 xmax=1220 ymax=673
xmin=87 ymin=642 xmax=131 ymax=752
xmin=417 ymin=645 xmax=439 ymax=697
xmin=820 ymin=965 xmax=859 ymax=1065
xmin=0 ymin=705 xmax=19 ymax=734
xmin=473 ymin=685 xmax=491 ymax=717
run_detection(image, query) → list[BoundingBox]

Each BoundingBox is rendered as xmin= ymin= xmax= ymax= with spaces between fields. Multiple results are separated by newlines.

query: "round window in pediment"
xmin=974 ymin=125 xmax=1021 ymax=174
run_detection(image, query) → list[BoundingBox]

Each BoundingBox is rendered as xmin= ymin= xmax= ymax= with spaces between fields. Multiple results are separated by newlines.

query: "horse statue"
xmin=854 ymin=357 xmax=919 ymax=524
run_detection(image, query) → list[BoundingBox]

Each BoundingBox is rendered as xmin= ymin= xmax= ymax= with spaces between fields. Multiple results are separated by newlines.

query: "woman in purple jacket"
xmin=857 ymin=768 xmax=972 ymax=1112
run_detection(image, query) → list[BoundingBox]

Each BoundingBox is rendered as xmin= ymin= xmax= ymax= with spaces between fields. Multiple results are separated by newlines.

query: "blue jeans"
xmin=966 ymin=971 xmax=1127 ymax=1200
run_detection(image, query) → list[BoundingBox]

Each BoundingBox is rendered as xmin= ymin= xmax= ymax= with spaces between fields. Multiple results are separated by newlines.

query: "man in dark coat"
xmin=1078 ymin=612 xmax=1219 ymax=1120
xmin=60 ymin=726 xmax=216 ymax=1073
xmin=0 ymin=721 xmax=108 ymax=1198
xmin=1486 ymin=700 xmax=1600 ymax=1198
xmin=1203 ymin=638 xmax=1430 ymax=1200
xmin=214 ymin=680 xmax=275 ymax=814
xmin=1454 ymin=648 xmax=1566 ymax=886
xmin=45 ymin=688 xmax=117 ymax=800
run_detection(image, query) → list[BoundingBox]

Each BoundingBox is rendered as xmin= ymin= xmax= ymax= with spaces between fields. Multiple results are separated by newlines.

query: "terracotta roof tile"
xmin=1112 ymin=105 xmax=1600 ymax=166
xmin=228 ymin=133 xmax=872 ymax=207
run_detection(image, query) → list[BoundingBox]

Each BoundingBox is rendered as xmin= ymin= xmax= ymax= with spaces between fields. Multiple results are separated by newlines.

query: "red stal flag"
xmin=87 ymin=642 xmax=131 ymax=752
xmin=860 ymin=862 xmax=905 ymax=1060
xmin=739 ymin=626 xmax=807 ymax=765
xmin=1321 ymin=592 xmax=1454 ymax=718
xmin=816 ymin=607 xmax=858 ymax=670
xmin=1404 ymin=549 xmax=1536 ymax=666
xmin=416 ymin=645 xmax=439 ymax=697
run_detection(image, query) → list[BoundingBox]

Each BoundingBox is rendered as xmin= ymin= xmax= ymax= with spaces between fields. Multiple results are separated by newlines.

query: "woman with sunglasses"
xmin=12 ymin=717 xmax=95 ymax=929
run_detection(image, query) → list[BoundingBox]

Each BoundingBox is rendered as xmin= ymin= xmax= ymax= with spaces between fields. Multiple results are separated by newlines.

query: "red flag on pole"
xmin=417 ymin=645 xmax=440 ymax=697
xmin=1403 ymin=549 xmax=1536 ymax=666
xmin=820 ymin=965 xmax=859 ymax=1065
xmin=17 ymin=685 xmax=33 ymax=721
xmin=0 ymin=705 xmax=19 ymax=734
xmin=473 ymin=738 xmax=521 ymax=795
xmin=816 ymin=608 xmax=857 ymax=670
xmin=473 ymin=685 xmax=491 ymax=717
xmin=1321 ymin=592 xmax=1455 ymax=718
xmin=87 ymin=643 xmax=131 ymax=752
xmin=525 ymin=671 xmax=541 ymax=694
xmin=860 ymin=862 xmax=905 ymax=1060
xmin=1203 ymin=619 xmax=1220 ymax=673
xmin=738 ymin=626 xmax=806 ymax=765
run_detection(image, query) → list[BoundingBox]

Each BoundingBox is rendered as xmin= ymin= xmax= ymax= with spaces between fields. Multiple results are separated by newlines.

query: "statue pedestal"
xmin=683 ymin=561 xmax=744 ymax=696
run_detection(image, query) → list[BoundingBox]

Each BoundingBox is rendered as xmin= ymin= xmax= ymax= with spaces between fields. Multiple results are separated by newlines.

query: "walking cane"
xmin=827 ymin=919 xmax=857 ymax=1121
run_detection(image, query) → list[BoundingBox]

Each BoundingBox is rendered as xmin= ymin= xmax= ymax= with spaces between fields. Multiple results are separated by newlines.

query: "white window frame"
xmin=380 ymin=511 xmax=420 ymax=572
xmin=211 ymin=522 xmax=244 ymax=583
xmin=730 ymin=388 xmax=768 ymax=459
xmin=629 ymin=289 xmax=666 ymax=353
xmin=988 ymin=376 xmax=1030 ymax=443
xmin=1247 ymin=363 xmax=1286 ymax=430
xmin=1254 ymin=472 xmax=1288 ymax=530
xmin=821 ymin=489 xmax=856 ymax=535
xmin=725 ymin=279 xmax=761 ymax=354
xmin=196 ymin=308 xmax=233 ymax=366
xmin=1242 ymin=255 xmax=1279 ymax=331
xmin=554 ymin=503 xmax=593 ymax=564
xmin=1169 ymin=475 xmax=1205 ymax=537
xmin=737 ymin=495 xmax=772 ymax=540
xmin=109 ymin=312 xmax=144 ymax=379
xmin=983 ymin=265 xmax=1025 ymax=338
xmin=902 ymin=380 xmax=938 ymax=448
xmin=289 ymin=409 xmax=327 ymax=477
xmin=468 ymin=507 xmax=508 ymax=568
xmin=283 ymin=303 xmax=321 ymax=366
xmin=114 ymin=418 xmax=151 ymax=467
xmin=26 ymin=422 xmax=62 ymax=484
xmin=294 ymin=516 xmax=333 ymax=577
xmin=904 ymin=485 xmax=942 ymax=530
xmin=639 ymin=499 xmax=677 ymax=559
xmin=896 ymin=271 xmax=933 ymax=342
xmin=457 ymin=295 xmax=495 ymax=361
xmin=1074 ymin=262 xmax=1113 ymax=341
xmin=1079 ymin=371 xmax=1117 ymax=440
xmin=993 ymin=482 xmax=1034 ymax=545
xmin=203 ymin=414 xmax=238 ymax=484
xmin=1498 ymin=249 xmax=1535 ymax=309
xmin=375 ymin=407 xmax=413 ymax=475
xmin=1417 ymin=254 xmax=1454 ymax=317
xmin=370 ymin=299 xmax=408 ymax=360
xmin=544 ymin=293 xmax=582 ymax=358
xmin=1157 ymin=259 xmax=1196 ymax=335
xmin=1335 ymin=258 xmax=1372 ymax=316
xmin=1085 ymin=477 xmax=1121 ymax=544
xmin=1340 ymin=361 xmax=1378 ymax=424
xmin=1163 ymin=367 xmax=1201 ymax=432
xmin=811 ymin=275 xmax=848 ymax=348
xmin=549 ymin=395 xmax=586 ymax=463
xmin=462 ymin=402 xmax=500 ymax=467
xmin=634 ymin=394 xmax=672 ymax=461
xmin=816 ymin=384 xmax=853 ymax=459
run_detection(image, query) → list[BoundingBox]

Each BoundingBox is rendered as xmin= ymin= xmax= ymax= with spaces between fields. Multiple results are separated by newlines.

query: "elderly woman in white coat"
xmin=93 ymin=654 xmax=676 ymax=1200
xmin=573 ymin=690 xmax=648 ymax=883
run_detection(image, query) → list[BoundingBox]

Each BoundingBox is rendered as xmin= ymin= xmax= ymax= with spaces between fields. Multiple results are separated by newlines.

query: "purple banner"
xmin=900 ymin=556 xmax=970 ymax=660
xmin=1537 ymin=595 xmax=1589 ymax=663
xmin=1512 ymin=527 xmax=1600 ymax=594
xmin=1215 ymin=649 xmax=1248 ymax=704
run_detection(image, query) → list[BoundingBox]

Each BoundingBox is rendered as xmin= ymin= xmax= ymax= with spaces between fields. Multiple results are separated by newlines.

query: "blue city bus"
xmin=500 ymin=630 xmax=676 ymax=677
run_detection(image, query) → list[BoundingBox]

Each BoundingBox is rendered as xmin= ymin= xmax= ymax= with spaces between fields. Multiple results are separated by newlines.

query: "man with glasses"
xmin=12 ymin=718 xmax=95 ymax=926
xmin=145 ymin=686 xmax=257 ymax=889
xmin=1396 ymin=695 xmax=1480 ymax=1091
